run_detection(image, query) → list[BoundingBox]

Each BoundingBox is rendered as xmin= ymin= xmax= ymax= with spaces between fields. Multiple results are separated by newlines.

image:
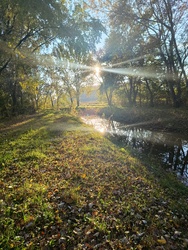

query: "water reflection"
xmin=82 ymin=116 xmax=188 ymax=186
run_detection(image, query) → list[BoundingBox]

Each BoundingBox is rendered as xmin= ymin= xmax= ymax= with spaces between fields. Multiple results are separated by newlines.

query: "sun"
xmin=94 ymin=65 xmax=100 ymax=76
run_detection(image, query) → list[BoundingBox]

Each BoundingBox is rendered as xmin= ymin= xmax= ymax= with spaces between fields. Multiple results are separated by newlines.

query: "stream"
xmin=81 ymin=115 xmax=188 ymax=186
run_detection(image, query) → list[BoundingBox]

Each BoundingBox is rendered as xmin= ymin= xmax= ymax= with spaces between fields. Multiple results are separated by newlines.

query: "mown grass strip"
xmin=0 ymin=111 xmax=188 ymax=249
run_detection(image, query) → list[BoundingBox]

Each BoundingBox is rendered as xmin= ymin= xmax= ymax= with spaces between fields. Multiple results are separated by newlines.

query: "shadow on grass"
xmin=104 ymin=131 xmax=188 ymax=208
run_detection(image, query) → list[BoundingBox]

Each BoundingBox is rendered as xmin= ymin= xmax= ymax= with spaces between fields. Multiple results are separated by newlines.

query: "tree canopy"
xmin=96 ymin=0 xmax=188 ymax=108
xmin=0 ymin=0 xmax=188 ymax=116
xmin=0 ymin=0 xmax=104 ymax=115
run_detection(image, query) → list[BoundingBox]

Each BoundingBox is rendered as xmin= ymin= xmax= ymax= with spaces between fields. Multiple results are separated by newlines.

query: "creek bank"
xmin=79 ymin=106 xmax=188 ymax=186
xmin=81 ymin=114 xmax=188 ymax=186
xmin=95 ymin=106 xmax=188 ymax=135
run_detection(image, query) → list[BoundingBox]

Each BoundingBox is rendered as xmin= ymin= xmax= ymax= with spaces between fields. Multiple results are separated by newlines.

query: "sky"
xmin=65 ymin=0 xmax=108 ymax=50
xmin=96 ymin=33 xmax=107 ymax=50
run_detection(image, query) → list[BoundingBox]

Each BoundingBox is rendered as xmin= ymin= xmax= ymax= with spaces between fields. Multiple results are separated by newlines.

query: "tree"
xmin=0 ymin=0 xmax=70 ymax=73
xmin=62 ymin=70 xmax=75 ymax=108
xmin=69 ymin=52 xmax=96 ymax=108
xmin=108 ymin=0 xmax=188 ymax=107
xmin=99 ymin=4 xmax=148 ymax=107
xmin=0 ymin=0 xmax=104 ymax=115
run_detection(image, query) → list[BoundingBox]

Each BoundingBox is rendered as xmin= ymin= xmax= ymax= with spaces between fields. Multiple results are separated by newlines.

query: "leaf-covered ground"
xmin=0 ymin=111 xmax=188 ymax=249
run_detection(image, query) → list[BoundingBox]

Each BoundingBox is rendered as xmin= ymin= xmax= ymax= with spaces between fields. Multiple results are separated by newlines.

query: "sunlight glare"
xmin=94 ymin=65 xmax=100 ymax=76
xmin=4 ymin=43 xmax=168 ymax=80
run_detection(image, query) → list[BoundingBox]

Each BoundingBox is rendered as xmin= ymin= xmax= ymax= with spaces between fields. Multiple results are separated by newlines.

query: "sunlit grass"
xmin=0 ymin=111 xmax=188 ymax=249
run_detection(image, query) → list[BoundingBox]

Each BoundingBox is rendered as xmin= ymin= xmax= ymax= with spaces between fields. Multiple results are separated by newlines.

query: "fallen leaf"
xmin=157 ymin=237 xmax=167 ymax=245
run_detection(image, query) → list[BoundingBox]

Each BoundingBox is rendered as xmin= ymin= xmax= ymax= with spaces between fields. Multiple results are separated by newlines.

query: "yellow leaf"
xmin=120 ymin=148 xmax=126 ymax=152
xmin=81 ymin=173 xmax=86 ymax=179
xmin=157 ymin=238 xmax=167 ymax=244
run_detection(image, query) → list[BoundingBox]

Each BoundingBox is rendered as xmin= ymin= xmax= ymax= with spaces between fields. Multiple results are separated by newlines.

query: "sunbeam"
xmin=0 ymin=40 xmax=167 ymax=80
xmin=110 ymin=54 xmax=151 ymax=67
xmin=101 ymin=66 xmax=164 ymax=79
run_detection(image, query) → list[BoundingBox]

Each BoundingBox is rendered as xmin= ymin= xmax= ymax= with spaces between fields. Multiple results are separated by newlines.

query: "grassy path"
xmin=0 ymin=111 xmax=188 ymax=249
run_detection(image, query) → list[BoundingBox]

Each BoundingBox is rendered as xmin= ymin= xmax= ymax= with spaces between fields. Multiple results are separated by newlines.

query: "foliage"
xmin=0 ymin=0 xmax=104 ymax=116
xmin=97 ymin=0 xmax=188 ymax=108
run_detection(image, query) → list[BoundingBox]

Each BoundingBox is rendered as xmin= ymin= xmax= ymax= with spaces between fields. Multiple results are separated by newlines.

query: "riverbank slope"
xmin=0 ymin=111 xmax=188 ymax=249
xmin=91 ymin=106 xmax=188 ymax=134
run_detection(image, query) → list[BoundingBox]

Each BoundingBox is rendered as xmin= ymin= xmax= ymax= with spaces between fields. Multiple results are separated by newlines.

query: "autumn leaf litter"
xmin=0 ymin=112 xmax=188 ymax=249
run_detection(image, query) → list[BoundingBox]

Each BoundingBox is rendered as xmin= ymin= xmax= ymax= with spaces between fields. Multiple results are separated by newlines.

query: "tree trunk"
xmin=0 ymin=57 xmax=12 ymax=75
xmin=145 ymin=79 xmax=154 ymax=107
xmin=132 ymin=85 xmax=138 ymax=106
xmin=11 ymin=82 xmax=17 ymax=115
xmin=174 ymin=146 xmax=181 ymax=171
xmin=128 ymin=78 xmax=133 ymax=106
xmin=76 ymin=94 xmax=80 ymax=108
xmin=105 ymin=88 xmax=113 ymax=107
xmin=50 ymin=93 xmax=54 ymax=108
xmin=181 ymin=150 xmax=188 ymax=176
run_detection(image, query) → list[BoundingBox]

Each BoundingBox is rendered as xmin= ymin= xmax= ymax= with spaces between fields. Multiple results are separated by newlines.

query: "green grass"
xmin=0 ymin=111 xmax=188 ymax=249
